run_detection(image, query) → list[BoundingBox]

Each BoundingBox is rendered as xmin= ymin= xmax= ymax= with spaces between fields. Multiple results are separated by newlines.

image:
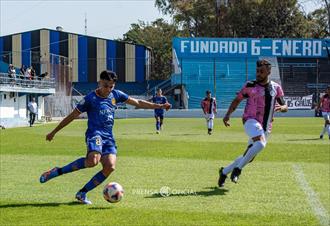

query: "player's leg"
xmin=155 ymin=115 xmax=161 ymax=133
xmin=208 ymin=114 xmax=214 ymax=135
xmin=76 ymin=147 xmax=116 ymax=204
xmin=159 ymin=115 xmax=164 ymax=130
xmin=230 ymin=119 xmax=267 ymax=183
xmin=320 ymin=112 xmax=329 ymax=139
xmin=40 ymin=136 xmax=102 ymax=183
xmin=218 ymin=140 xmax=252 ymax=187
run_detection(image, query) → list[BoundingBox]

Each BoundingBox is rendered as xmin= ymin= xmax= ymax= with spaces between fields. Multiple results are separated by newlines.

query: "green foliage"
xmin=123 ymin=19 xmax=188 ymax=80
xmin=0 ymin=118 xmax=329 ymax=225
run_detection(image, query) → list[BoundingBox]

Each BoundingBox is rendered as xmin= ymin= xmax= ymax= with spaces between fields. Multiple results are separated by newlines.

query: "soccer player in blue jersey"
xmin=152 ymin=88 xmax=168 ymax=134
xmin=39 ymin=70 xmax=171 ymax=204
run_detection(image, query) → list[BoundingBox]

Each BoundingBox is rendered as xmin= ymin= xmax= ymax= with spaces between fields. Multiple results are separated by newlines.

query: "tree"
xmin=306 ymin=8 xmax=329 ymax=38
xmin=123 ymin=19 xmax=188 ymax=80
xmin=156 ymin=0 xmax=313 ymax=38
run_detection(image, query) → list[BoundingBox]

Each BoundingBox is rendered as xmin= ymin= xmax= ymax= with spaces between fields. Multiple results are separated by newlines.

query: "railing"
xmin=0 ymin=73 xmax=55 ymax=90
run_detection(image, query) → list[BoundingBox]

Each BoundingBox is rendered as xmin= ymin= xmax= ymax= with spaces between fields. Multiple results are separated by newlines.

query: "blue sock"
xmin=59 ymin=157 xmax=86 ymax=175
xmin=156 ymin=122 xmax=160 ymax=130
xmin=81 ymin=171 xmax=107 ymax=193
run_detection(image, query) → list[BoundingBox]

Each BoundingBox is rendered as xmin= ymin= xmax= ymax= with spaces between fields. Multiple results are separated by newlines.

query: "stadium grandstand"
xmin=1 ymin=30 xmax=330 ymax=128
xmin=0 ymin=28 xmax=161 ymax=128
xmin=171 ymin=38 xmax=330 ymax=109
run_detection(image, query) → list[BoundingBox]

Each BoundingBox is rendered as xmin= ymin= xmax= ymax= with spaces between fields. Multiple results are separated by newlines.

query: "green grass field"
xmin=0 ymin=117 xmax=329 ymax=226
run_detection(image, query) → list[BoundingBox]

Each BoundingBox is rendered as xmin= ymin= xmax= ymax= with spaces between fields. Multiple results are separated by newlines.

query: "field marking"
xmin=292 ymin=164 xmax=330 ymax=226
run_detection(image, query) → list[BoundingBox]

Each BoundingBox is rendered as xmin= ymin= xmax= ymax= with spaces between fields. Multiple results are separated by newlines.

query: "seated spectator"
xmin=30 ymin=66 xmax=36 ymax=80
xmin=8 ymin=64 xmax=16 ymax=78
xmin=38 ymin=72 xmax=48 ymax=80
xmin=25 ymin=67 xmax=32 ymax=80
xmin=20 ymin=65 xmax=26 ymax=79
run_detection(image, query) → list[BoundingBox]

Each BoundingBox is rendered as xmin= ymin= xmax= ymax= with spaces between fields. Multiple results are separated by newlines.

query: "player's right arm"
xmin=223 ymin=96 xmax=242 ymax=127
xmin=316 ymin=96 xmax=323 ymax=111
xmin=46 ymin=108 xmax=81 ymax=141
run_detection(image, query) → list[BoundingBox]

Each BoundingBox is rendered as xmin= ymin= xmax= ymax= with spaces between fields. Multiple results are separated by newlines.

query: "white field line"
xmin=292 ymin=164 xmax=330 ymax=226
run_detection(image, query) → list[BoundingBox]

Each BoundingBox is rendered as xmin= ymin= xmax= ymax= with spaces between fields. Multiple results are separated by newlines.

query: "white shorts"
xmin=244 ymin=119 xmax=267 ymax=140
xmin=205 ymin=113 xmax=215 ymax=120
xmin=322 ymin=112 xmax=330 ymax=121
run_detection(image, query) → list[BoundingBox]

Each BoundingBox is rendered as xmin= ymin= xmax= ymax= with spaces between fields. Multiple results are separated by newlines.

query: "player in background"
xmin=218 ymin=60 xmax=288 ymax=187
xmin=152 ymin=88 xmax=168 ymax=134
xmin=201 ymin=90 xmax=217 ymax=135
xmin=40 ymin=70 xmax=171 ymax=204
xmin=317 ymin=86 xmax=330 ymax=139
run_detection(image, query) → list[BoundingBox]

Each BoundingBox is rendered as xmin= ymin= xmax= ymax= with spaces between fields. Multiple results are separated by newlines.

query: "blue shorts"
xmin=154 ymin=113 xmax=164 ymax=119
xmin=86 ymin=135 xmax=117 ymax=156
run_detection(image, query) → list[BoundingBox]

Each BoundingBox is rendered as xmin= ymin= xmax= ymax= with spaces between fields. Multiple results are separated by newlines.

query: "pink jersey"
xmin=320 ymin=94 xmax=330 ymax=112
xmin=237 ymin=80 xmax=284 ymax=133
xmin=201 ymin=97 xmax=217 ymax=114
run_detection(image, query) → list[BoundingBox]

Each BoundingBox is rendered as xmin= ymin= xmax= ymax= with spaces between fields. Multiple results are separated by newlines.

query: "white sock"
xmin=320 ymin=126 xmax=327 ymax=136
xmin=236 ymin=140 xmax=266 ymax=169
xmin=327 ymin=125 xmax=330 ymax=136
xmin=223 ymin=155 xmax=243 ymax=175
xmin=208 ymin=119 xmax=214 ymax=129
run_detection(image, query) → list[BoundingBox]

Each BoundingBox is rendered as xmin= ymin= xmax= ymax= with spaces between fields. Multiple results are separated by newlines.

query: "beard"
xmin=256 ymin=76 xmax=268 ymax=84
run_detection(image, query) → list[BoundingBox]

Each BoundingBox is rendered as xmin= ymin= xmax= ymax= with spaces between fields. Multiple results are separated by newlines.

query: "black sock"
xmin=79 ymin=187 xmax=88 ymax=193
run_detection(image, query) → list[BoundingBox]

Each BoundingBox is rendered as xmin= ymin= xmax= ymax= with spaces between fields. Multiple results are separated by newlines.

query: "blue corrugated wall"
xmin=78 ymin=35 xmax=88 ymax=82
xmin=135 ymin=45 xmax=145 ymax=82
xmin=21 ymin=32 xmax=31 ymax=67
xmin=106 ymin=40 xmax=116 ymax=73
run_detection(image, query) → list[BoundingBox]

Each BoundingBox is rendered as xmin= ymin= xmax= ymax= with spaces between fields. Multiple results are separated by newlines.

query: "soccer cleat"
xmin=320 ymin=135 xmax=323 ymax=139
xmin=218 ymin=167 xmax=227 ymax=187
xmin=39 ymin=167 xmax=59 ymax=183
xmin=75 ymin=191 xmax=92 ymax=205
xmin=230 ymin=167 xmax=242 ymax=183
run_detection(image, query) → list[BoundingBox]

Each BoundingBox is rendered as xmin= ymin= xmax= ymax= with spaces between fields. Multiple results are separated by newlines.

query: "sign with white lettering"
xmin=173 ymin=38 xmax=330 ymax=58
xmin=284 ymin=95 xmax=313 ymax=109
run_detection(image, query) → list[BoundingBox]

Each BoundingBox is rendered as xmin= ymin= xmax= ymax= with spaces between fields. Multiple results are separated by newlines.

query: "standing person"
xmin=201 ymin=90 xmax=217 ymax=135
xmin=152 ymin=88 xmax=168 ymax=134
xmin=317 ymin=86 xmax=330 ymax=139
xmin=218 ymin=60 xmax=288 ymax=187
xmin=28 ymin=97 xmax=38 ymax=127
xmin=39 ymin=70 xmax=171 ymax=204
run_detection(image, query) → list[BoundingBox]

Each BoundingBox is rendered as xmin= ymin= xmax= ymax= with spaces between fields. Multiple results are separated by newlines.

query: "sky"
xmin=0 ymin=0 xmax=324 ymax=39
xmin=0 ymin=0 xmax=171 ymax=39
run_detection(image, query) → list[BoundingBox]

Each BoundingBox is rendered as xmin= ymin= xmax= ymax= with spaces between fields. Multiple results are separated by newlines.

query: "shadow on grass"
xmin=146 ymin=186 xmax=228 ymax=198
xmin=88 ymin=206 xmax=114 ymax=210
xmin=0 ymin=201 xmax=81 ymax=208
xmin=287 ymin=138 xmax=322 ymax=141
xmin=169 ymin=133 xmax=200 ymax=136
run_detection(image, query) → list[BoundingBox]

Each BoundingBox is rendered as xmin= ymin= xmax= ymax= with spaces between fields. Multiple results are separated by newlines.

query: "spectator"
xmin=38 ymin=72 xmax=48 ymax=80
xmin=30 ymin=66 xmax=36 ymax=80
xmin=20 ymin=65 xmax=26 ymax=79
xmin=8 ymin=64 xmax=16 ymax=78
xmin=25 ymin=67 xmax=32 ymax=80
xmin=28 ymin=97 xmax=38 ymax=127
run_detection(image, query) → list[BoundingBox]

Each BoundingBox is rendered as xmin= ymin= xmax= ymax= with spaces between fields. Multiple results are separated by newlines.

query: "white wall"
xmin=0 ymin=92 xmax=15 ymax=118
xmin=0 ymin=92 xmax=45 ymax=120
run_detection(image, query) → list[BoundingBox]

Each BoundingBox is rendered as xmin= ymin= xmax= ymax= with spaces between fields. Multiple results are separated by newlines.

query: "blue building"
xmin=171 ymin=38 xmax=330 ymax=109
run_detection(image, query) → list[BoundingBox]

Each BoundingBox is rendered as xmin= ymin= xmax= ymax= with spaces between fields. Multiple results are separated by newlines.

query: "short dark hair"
xmin=257 ymin=59 xmax=271 ymax=68
xmin=100 ymin=70 xmax=117 ymax=82
xmin=206 ymin=90 xmax=211 ymax=94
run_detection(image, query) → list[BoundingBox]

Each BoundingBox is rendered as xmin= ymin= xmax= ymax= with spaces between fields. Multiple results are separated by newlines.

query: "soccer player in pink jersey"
xmin=317 ymin=86 xmax=330 ymax=140
xmin=201 ymin=90 xmax=217 ymax=135
xmin=218 ymin=60 xmax=288 ymax=187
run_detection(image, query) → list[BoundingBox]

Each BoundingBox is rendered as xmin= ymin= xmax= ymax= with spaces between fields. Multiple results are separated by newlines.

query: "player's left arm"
xmin=274 ymin=86 xmax=288 ymax=113
xmin=125 ymin=97 xmax=171 ymax=110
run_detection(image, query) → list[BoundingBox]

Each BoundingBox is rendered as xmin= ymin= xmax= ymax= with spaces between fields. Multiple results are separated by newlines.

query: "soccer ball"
xmin=103 ymin=182 xmax=124 ymax=203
